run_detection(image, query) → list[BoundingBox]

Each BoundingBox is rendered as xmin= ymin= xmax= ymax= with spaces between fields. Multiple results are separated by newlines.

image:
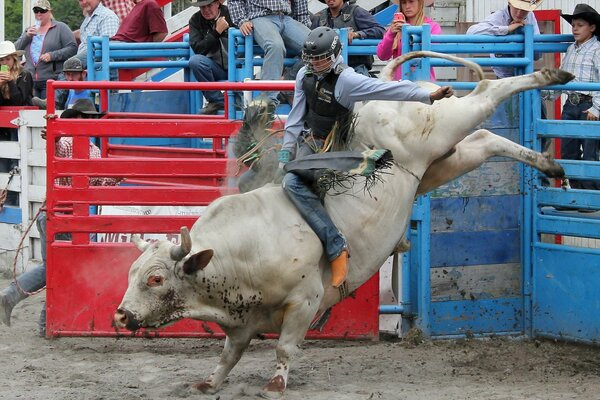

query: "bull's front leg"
xmin=417 ymin=129 xmax=565 ymax=195
xmin=192 ymin=329 xmax=252 ymax=394
xmin=262 ymin=298 xmax=320 ymax=398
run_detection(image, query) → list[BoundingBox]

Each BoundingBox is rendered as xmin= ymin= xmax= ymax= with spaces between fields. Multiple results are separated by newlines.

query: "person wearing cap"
xmin=0 ymin=98 xmax=121 ymax=337
xmin=188 ymin=0 xmax=233 ymax=115
xmin=467 ymin=0 xmax=543 ymax=79
xmin=15 ymin=0 xmax=77 ymax=100
xmin=311 ymin=0 xmax=385 ymax=77
xmin=228 ymin=0 xmax=312 ymax=107
xmin=555 ymin=4 xmax=600 ymax=191
xmin=377 ymin=0 xmax=441 ymax=81
xmin=0 ymin=41 xmax=33 ymax=179
xmin=73 ymin=0 xmax=120 ymax=67
xmin=31 ymin=57 xmax=94 ymax=111
xmin=111 ymin=0 xmax=168 ymax=43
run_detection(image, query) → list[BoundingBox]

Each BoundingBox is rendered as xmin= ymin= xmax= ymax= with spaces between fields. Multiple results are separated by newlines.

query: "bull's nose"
xmin=114 ymin=308 xmax=141 ymax=331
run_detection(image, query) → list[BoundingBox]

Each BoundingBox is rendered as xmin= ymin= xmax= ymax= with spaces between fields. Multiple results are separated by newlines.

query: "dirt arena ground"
xmin=1 ymin=277 xmax=600 ymax=400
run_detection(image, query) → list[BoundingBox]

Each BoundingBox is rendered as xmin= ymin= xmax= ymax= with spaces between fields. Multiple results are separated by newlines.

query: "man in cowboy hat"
xmin=556 ymin=4 xmax=600 ymax=191
xmin=467 ymin=0 xmax=543 ymax=78
xmin=188 ymin=0 xmax=233 ymax=115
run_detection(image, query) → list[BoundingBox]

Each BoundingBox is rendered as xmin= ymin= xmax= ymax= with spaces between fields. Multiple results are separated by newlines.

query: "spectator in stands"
xmin=188 ymin=0 xmax=233 ymax=115
xmin=102 ymin=0 xmax=135 ymax=23
xmin=32 ymin=57 xmax=94 ymax=110
xmin=111 ymin=0 xmax=168 ymax=43
xmin=229 ymin=0 xmax=311 ymax=108
xmin=15 ymin=0 xmax=77 ymax=100
xmin=0 ymin=41 xmax=33 ymax=183
xmin=377 ymin=0 xmax=440 ymax=81
xmin=466 ymin=0 xmax=543 ymax=79
xmin=556 ymin=4 xmax=600 ymax=191
xmin=0 ymin=98 xmax=121 ymax=337
xmin=311 ymin=0 xmax=384 ymax=77
xmin=73 ymin=0 xmax=120 ymax=67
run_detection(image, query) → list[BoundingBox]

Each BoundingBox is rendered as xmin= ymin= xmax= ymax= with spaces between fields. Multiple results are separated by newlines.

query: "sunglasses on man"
xmin=33 ymin=7 xmax=49 ymax=13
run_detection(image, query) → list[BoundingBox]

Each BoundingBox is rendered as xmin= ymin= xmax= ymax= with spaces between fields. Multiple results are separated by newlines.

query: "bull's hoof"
xmin=541 ymin=68 xmax=574 ymax=85
xmin=191 ymin=381 xmax=218 ymax=394
xmin=261 ymin=375 xmax=285 ymax=399
xmin=541 ymin=153 xmax=565 ymax=179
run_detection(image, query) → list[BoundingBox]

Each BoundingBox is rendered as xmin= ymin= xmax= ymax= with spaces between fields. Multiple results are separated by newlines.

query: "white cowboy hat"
xmin=390 ymin=0 xmax=435 ymax=7
xmin=0 ymin=41 xmax=24 ymax=58
xmin=508 ymin=0 xmax=543 ymax=12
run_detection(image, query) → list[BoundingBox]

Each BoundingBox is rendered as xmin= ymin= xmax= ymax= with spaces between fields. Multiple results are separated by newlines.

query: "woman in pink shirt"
xmin=376 ymin=0 xmax=442 ymax=80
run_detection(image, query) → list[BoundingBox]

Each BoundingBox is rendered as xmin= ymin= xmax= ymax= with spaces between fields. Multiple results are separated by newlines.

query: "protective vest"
xmin=315 ymin=2 xmax=373 ymax=69
xmin=302 ymin=64 xmax=353 ymax=141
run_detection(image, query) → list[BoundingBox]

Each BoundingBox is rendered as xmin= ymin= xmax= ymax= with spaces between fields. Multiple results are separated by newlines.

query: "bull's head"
xmin=113 ymin=226 xmax=213 ymax=331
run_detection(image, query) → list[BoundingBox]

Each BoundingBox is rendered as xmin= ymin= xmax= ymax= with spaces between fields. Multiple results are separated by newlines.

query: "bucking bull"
xmin=114 ymin=52 xmax=573 ymax=397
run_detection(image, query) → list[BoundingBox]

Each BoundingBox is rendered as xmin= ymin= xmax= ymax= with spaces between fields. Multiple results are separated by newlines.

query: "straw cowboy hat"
xmin=508 ymin=0 xmax=543 ymax=12
xmin=390 ymin=0 xmax=435 ymax=7
xmin=561 ymin=4 xmax=600 ymax=37
xmin=0 ymin=41 xmax=24 ymax=58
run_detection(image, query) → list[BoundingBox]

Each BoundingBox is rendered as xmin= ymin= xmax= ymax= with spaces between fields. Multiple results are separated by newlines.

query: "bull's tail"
xmin=380 ymin=51 xmax=484 ymax=82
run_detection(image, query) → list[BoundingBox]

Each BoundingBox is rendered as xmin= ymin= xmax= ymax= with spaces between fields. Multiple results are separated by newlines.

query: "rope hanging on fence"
xmin=0 ymin=166 xmax=20 ymax=212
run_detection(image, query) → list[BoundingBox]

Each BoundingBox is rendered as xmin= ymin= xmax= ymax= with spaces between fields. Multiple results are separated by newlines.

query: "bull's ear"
xmin=182 ymin=249 xmax=214 ymax=275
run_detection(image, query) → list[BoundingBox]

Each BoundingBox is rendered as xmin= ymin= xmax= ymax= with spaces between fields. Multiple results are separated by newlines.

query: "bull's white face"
xmin=115 ymin=241 xmax=190 ymax=331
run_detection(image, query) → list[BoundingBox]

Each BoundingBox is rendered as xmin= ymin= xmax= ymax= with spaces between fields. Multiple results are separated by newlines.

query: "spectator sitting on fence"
xmin=32 ymin=57 xmax=94 ymax=111
xmin=102 ymin=0 xmax=135 ymax=23
xmin=229 ymin=0 xmax=312 ymax=111
xmin=311 ymin=0 xmax=385 ymax=77
xmin=548 ymin=4 xmax=600 ymax=194
xmin=188 ymin=0 xmax=233 ymax=115
xmin=466 ymin=0 xmax=543 ymax=79
xmin=73 ymin=0 xmax=120 ymax=68
xmin=0 ymin=41 xmax=33 ymax=189
xmin=15 ymin=0 xmax=77 ymax=100
xmin=0 ymin=98 xmax=121 ymax=337
xmin=376 ymin=0 xmax=440 ymax=81
xmin=111 ymin=0 xmax=168 ymax=43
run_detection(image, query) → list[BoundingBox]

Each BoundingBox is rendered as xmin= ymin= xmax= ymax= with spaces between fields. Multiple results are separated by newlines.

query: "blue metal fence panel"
xmin=533 ymin=244 xmax=600 ymax=344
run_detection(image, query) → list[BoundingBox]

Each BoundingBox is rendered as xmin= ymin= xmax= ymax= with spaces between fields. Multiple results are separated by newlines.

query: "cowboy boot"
xmin=0 ymin=283 xmax=28 ymax=327
xmin=330 ymin=249 xmax=349 ymax=288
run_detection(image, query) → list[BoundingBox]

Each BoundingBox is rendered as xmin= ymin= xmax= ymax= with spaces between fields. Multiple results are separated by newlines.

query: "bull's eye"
xmin=147 ymin=275 xmax=164 ymax=287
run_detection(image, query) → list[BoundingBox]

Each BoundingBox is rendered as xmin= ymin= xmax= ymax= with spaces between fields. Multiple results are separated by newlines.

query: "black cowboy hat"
xmin=561 ymin=4 xmax=600 ymax=37
xmin=60 ymin=99 xmax=105 ymax=119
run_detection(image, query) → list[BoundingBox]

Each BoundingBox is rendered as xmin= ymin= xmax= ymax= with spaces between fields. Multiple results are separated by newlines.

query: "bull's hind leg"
xmin=192 ymin=328 xmax=253 ymax=393
xmin=417 ymin=129 xmax=565 ymax=195
xmin=262 ymin=299 xmax=320 ymax=398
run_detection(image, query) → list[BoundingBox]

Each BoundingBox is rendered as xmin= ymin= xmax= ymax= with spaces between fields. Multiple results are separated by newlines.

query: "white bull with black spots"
xmin=114 ymin=54 xmax=573 ymax=398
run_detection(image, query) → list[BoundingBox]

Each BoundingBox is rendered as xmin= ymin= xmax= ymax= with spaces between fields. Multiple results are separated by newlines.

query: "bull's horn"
xmin=132 ymin=234 xmax=150 ymax=252
xmin=170 ymin=226 xmax=192 ymax=261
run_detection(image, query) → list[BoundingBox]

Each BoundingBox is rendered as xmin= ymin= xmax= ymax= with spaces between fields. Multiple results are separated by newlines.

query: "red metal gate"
xmin=44 ymin=80 xmax=379 ymax=339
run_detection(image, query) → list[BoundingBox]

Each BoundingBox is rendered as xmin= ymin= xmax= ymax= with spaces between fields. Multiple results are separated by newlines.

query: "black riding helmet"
xmin=302 ymin=27 xmax=342 ymax=76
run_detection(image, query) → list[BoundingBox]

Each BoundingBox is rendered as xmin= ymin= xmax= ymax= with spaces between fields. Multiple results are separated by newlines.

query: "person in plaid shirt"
xmin=102 ymin=0 xmax=135 ymax=22
xmin=228 ymin=0 xmax=311 ymax=106
xmin=74 ymin=0 xmax=120 ymax=67
xmin=558 ymin=4 xmax=600 ymax=191
xmin=0 ymin=98 xmax=120 ymax=336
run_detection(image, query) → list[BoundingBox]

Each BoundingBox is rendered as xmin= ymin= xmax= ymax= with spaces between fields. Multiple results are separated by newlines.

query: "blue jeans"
xmin=282 ymin=142 xmax=346 ymax=261
xmin=33 ymin=81 xmax=47 ymax=99
xmin=251 ymin=15 xmax=310 ymax=102
xmin=0 ymin=212 xmax=47 ymax=329
xmin=189 ymin=54 xmax=228 ymax=104
xmin=560 ymin=100 xmax=600 ymax=190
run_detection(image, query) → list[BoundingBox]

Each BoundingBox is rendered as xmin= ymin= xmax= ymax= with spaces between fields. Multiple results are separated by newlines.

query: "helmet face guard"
xmin=302 ymin=27 xmax=342 ymax=76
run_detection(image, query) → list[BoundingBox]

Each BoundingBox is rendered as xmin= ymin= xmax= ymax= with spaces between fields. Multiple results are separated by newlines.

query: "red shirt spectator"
xmin=111 ymin=0 xmax=168 ymax=42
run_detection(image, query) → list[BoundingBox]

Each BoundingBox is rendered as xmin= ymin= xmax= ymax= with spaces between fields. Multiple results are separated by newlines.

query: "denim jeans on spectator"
xmin=33 ymin=81 xmax=47 ymax=99
xmin=281 ymin=140 xmax=347 ymax=261
xmin=189 ymin=54 xmax=228 ymax=105
xmin=560 ymin=99 xmax=600 ymax=190
xmin=351 ymin=64 xmax=371 ymax=77
xmin=251 ymin=14 xmax=310 ymax=103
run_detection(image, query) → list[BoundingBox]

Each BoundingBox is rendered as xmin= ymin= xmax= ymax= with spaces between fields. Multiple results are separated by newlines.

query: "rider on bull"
xmin=279 ymin=26 xmax=453 ymax=288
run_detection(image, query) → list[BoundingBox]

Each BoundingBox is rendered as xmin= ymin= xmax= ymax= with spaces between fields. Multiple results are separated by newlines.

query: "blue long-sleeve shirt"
xmin=282 ymin=58 xmax=432 ymax=152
